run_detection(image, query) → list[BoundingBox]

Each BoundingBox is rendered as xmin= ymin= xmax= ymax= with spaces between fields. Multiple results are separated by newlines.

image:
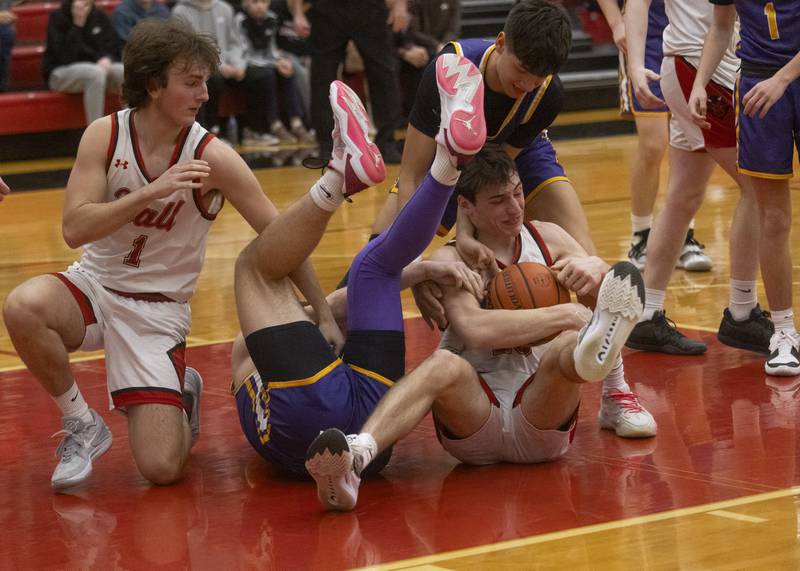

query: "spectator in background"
xmin=237 ymin=0 xmax=314 ymax=144
xmin=0 ymin=0 xmax=16 ymax=92
xmin=289 ymin=0 xmax=408 ymax=164
xmin=172 ymin=0 xmax=246 ymax=137
xmin=43 ymin=0 xmax=124 ymax=125
xmin=272 ymin=0 xmax=311 ymax=121
xmin=112 ymin=0 xmax=169 ymax=42
xmin=395 ymin=0 xmax=460 ymax=120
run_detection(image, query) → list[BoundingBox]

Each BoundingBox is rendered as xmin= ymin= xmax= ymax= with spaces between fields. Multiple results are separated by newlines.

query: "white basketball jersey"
xmin=439 ymin=223 xmax=554 ymax=409
xmin=662 ymin=0 xmax=740 ymax=88
xmin=79 ymin=109 xmax=224 ymax=302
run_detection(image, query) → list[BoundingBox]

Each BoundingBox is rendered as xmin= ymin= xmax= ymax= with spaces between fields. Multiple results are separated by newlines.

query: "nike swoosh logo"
xmin=320 ymin=184 xmax=332 ymax=199
xmin=735 ymin=288 xmax=752 ymax=293
xmin=70 ymin=394 xmax=78 ymax=402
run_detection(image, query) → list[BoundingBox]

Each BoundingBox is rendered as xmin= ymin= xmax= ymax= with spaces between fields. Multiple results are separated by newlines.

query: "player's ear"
xmin=495 ymin=32 xmax=506 ymax=53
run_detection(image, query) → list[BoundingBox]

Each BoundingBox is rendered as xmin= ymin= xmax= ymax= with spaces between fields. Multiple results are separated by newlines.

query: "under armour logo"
xmin=114 ymin=159 xmax=129 ymax=169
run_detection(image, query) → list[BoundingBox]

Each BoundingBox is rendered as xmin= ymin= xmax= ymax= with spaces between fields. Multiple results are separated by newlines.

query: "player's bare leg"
xmin=751 ymin=178 xmax=798 ymax=375
xmin=305 ymin=350 xmax=489 ymax=511
xmin=627 ymin=114 xmax=669 ymax=269
xmin=626 ymin=148 xmax=715 ymax=355
xmin=4 ymin=275 xmax=113 ymax=490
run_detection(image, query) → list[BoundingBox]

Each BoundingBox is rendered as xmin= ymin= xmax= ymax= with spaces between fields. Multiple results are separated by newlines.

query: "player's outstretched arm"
xmin=689 ymin=5 xmax=737 ymax=128
xmin=623 ymin=0 xmax=664 ymax=109
xmin=62 ymin=118 xmax=210 ymax=248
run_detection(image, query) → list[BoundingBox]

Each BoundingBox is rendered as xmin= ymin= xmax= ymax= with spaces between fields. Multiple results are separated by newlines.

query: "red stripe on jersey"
xmin=129 ymin=110 xmax=153 ymax=182
xmin=513 ymin=371 xmax=536 ymax=407
xmin=477 ymin=375 xmax=500 ymax=407
xmin=111 ymin=388 xmax=185 ymax=412
xmin=50 ymin=273 xmax=98 ymax=327
xmin=496 ymin=234 xmax=523 ymax=271
xmin=167 ymin=342 xmax=187 ymax=392
xmin=525 ymin=222 xmax=554 ymax=266
xmin=192 ymin=132 xmax=225 ymax=220
xmin=105 ymin=112 xmax=119 ymax=171
xmin=169 ymin=126 xmax=191 ymax=167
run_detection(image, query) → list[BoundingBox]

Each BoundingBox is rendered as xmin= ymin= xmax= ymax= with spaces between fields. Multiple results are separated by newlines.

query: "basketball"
xmin=487 ymin=262 xmax=571 ymax=311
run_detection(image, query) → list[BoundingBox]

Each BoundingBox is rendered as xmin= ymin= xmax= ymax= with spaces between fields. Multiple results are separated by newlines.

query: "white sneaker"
xmin=305 ymin=428 xmax=368 ymax=511
xmin=241 ymin=127 xmax=280 ymax=146
xmin=574 ymin=262 xmax=645 ymax=382
xmin=184 ymin=367 xmax=203 ymax=446
xmin=765 ymin=330 xmax=800 ymax=376
xmin=51 ymin=409 xmax=113 ymax=491
xmin=676 ymin=229 xmax=712 ymax=271
xmin=435 ymin=53 xmax=486 ymax=164
xmin=599 ymin=389 xmax=657 ymax=438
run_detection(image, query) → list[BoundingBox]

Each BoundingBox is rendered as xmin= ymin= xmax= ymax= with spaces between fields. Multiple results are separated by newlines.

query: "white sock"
xmin=354 ymin=432 xmax=378 ymax=471
xmin=602 ymin=354 xmax=630 ymax=395
xmin=430 ymin=144 xmax=460 ymax=187
xmin=772 ymin=308 xmax=796 ymax=335
xmin=631 ymin=214 xmax=652 ymax=235
xmin=52 ymin=383 xmax=93 ymax=423
xmin=689 ymin=219 xmax=695 ymax=230
xmin=309 ymin=169 xmax=345 ymax=211
xmin=641 ymin=288 xmax=666 ymax=321
xmin=729 ymin=279 xmax=757 ymax=321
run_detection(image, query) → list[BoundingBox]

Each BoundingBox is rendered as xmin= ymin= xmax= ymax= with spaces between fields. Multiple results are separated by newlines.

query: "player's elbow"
xmin=454 ymin=315 xmax=495 ymax=349
xmin=61 ymin=222 xmax=86 ymax=249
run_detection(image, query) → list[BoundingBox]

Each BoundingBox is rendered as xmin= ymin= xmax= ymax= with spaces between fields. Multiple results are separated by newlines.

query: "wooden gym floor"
xmin=1 ymin=126 xmax=800 ymax=569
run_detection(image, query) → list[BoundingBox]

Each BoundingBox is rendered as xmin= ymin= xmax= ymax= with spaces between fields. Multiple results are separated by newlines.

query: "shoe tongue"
xmin=62 ymin=417 xmax=83 ymax=432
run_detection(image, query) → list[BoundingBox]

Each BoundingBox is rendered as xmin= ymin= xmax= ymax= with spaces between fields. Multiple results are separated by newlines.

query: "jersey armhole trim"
xmin=105 ymin=112 xmax=119 ymax=172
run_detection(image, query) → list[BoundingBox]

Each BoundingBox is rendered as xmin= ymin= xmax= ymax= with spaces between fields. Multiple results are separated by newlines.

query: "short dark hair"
xmin=504 ymin=0 xmax=572 ymax=76
xmin=122 ymin=19 xmax=220 ymax=109
xmin=455 ymin=144 xmax=519 ymax=204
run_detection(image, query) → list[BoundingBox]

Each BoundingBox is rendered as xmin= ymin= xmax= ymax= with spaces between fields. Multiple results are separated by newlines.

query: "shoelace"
xmin=655 ymin=312 xmax=687 ymax=341
xmin=770 ymin=330 xmax=799 ymax=354
xmin=628 ymin=229 xmax=649 ymax=258
xmin=51 ymin=426 xmax=81 ymax=463
xmin=684 ymin=230 xmax=706 ymax=252
xmin=606 ymin=391 xmax=644 ymax=413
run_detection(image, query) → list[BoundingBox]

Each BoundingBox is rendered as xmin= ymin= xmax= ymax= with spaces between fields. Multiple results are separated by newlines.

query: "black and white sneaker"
xmin=627 ymin=228 xmax=649 ymax=270
xmin=574 ymin=262 xmax=645 ymax=382
xmin=765 ymin=331 xmax=800 ymax=376
xmin=717 ymin=305 xmax=774 ymax=355
xmin=626 ymin=310 xmax=707 ymax=355
xmin=676 ymin=229 xmax=712 ymax=271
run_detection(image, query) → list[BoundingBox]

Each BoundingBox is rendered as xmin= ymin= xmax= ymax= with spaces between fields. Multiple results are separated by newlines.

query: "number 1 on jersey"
xmin=764 ymin=2 xmax=780 ymax=40
xmin=124 ymin=234 xmax=148 ymax=267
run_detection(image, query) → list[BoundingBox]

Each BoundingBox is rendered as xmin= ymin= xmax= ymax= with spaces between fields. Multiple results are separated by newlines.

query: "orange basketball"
xmin=488 ymin=262 xmax=571 ymax=311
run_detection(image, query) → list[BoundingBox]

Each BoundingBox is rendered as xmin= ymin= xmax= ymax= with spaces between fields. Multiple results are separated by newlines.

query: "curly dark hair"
xmin=505 ymin=0 xmax=572 ymax=76
xmin=455 ymin=144 xmax=518 ymax=204
xmin=122 ymin=19 xmax=220 ymax=109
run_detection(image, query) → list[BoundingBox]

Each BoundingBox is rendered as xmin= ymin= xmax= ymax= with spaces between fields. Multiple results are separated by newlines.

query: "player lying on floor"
xmin=305 ymin=145 xmax=647 ymax=511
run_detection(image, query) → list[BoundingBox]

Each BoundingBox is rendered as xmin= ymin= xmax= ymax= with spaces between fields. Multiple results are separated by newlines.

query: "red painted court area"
xmin=2 ymin=318 xmax=799 ymax=569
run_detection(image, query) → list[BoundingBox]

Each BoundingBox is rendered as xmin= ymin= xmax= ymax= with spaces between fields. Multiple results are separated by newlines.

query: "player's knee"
xmin=426 ymin=350 xmax=471 ymax=393
xmin=234 ymin=243 xmax=261 ymax=281
xmin=638 ymin=136 xmax=666 ymax=163
xmin=760 ymin=207 xmax=791 ymax=239
xmin=135 ymin=450 xmax=185 ymax=486
xmin=3 ymin=282 xmax=45 ymax=334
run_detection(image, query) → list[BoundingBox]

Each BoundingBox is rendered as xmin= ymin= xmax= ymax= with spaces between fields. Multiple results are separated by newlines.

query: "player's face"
xmin=472 ymin=175 xmax=525 ymax=237
xmin=494 ymin=33 xmax=548 ymax=98
xmin=155 ymin=61 xmax=211 ymax=126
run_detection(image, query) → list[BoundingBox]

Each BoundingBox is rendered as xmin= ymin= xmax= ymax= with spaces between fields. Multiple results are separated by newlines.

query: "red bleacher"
xmin=1 ymin=0 xmax=123 ymax=135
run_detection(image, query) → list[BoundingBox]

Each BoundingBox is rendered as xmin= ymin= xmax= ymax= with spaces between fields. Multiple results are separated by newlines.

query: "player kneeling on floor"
xmin=306 ymin=146 xmax=648 ymax=511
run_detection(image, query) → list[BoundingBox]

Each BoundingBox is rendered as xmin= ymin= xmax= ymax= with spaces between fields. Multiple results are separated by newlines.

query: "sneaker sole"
xmin=305 ymin=428 xmax=357 ymax=511
xmin=717 ymin=332 xmax=770 ymax=356
xmin=574 ymin=262 xmax=645 ymax=382
xmin=676 ymin=257 xmax=712 ymax=272
xmin=329 ymin=81 xmax=386 ymax=192
xmin=598 ymin=413 xmax=657 ymax=438
xmin=435 ymin=54 xmax=486 ymax=158
xmin=625 ymin=338 xmax=707 ymax=355
xmin=765 ymin=363 xmax=800 ymax=377
xmin=51 ymin=432 xmax=113 ymax=492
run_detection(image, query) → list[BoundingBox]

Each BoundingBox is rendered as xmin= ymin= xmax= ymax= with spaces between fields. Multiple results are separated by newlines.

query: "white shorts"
xmin=661 ymin=56 xmax=705 ymax=152
xmin=55 ymin=262 xmax=191 ymax=412
xmin=436 ymin=401 xmax=575 ymax=465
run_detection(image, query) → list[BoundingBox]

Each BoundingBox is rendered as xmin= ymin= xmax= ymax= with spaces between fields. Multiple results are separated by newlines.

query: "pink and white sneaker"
xmin=435 ymin=53 xmax=486 ymax=164
xmin=328 ymin=80 xmax=386 ymax=197
xmin=599 ymin=389 xmax=657 ymax=438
